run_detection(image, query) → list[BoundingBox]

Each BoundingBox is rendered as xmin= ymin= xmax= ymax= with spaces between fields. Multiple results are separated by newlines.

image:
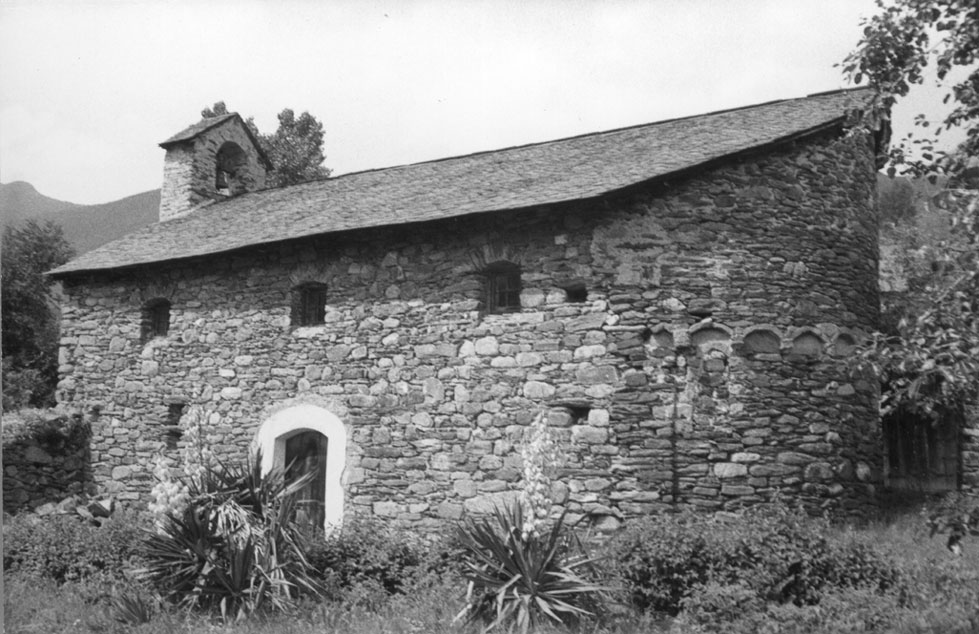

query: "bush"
xmin=305 ymin=515 xmax=450 ymax=596
xmin=2 ymin=508 xmax=145 ymax=583
xmin=925 ymin=492 xmax=979 ymax=554
xmin=606 ymin=502 xmax=902 ymax=616
xmin=1 ymin=407 xmax=89 ymax=451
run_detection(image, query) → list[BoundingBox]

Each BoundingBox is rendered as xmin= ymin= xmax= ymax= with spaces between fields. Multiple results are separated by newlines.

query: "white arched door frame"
xmin=254 ymin=404 xmax=346 ymax=532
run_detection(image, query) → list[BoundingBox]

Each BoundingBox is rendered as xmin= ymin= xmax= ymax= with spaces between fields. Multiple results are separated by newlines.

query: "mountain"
xmin=0 ymin=182 xmax=159 ymax=255
xmin=0 ymin=181 xmax=77 ymax=224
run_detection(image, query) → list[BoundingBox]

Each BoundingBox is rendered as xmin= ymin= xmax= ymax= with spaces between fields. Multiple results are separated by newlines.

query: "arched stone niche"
xmin=832 ymin=332 xmax=858 ymax=357
xmin=689 ymin=324 xmax=732 ymax=351
xmin=646 ymin=324 xmax=674 ymax=350
xmin=790 ymin=330 xmax=825 ymax=357
xmin=741 ymin=328 xmax=782 ymax=355
xmin=254 ymin=403 xmax=347 ymax=533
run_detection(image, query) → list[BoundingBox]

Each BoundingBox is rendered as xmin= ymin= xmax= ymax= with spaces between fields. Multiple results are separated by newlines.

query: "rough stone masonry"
xmin=53 ymin=123 xmax=884 ymax=530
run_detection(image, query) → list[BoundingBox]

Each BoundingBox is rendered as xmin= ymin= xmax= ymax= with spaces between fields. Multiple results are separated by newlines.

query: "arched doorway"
xmin=254 ymin=404 xmax=346 ymax=533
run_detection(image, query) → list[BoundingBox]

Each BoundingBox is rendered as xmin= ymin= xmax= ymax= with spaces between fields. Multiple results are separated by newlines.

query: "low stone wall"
xmin=2 ymin=410 xmax=94 ymax=514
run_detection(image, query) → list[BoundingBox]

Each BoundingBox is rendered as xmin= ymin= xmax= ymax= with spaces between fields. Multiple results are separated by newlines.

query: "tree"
xmin=844 ymin=1 xmax=979 ymax=426
xmin=201 ymin=101 xmax=330 ymax=188
xmin=2 ymin=220 xmax=75 ymax=410
xmin=878 ymin=175 xmax=917 ymax=225
xmin=842 ymin=0 xmax=978 ymax=178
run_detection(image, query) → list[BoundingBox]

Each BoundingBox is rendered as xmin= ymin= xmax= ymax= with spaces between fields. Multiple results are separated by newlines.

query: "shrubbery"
xmin=305 ymin=515 xmax=448 ymax=596
xmin=5 ymin=494 xmax=979 ymax=633
xmin=606 ymin=502 xmax=902 ymax=616
xmin=2 ymin=508 xmax=144 ymax=583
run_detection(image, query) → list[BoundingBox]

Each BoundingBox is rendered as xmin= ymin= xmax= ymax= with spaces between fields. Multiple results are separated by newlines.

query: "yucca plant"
xmin=455 ymin=501 xmax=609 ymax=634
xmin=140 ymin=452 xmax=322 ymax=621
xmin=111 ymin=589 xmax=157 ymax=626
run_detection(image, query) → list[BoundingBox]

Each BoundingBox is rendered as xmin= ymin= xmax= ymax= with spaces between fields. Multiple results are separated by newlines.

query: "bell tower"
xmin=157 ymin=113 xmax=273 ymax=222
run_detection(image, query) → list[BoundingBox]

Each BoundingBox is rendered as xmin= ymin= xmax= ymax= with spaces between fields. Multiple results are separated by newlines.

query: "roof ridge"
xmin=325 ymin=87 xmax=871 ymax=183
xmin=159 ymin=112 xmax=239 ymax=147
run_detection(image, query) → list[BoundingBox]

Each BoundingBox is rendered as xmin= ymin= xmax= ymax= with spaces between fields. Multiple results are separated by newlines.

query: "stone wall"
xmin=2 ymin=411 xmax=93 ymax=514
xmin=57 ymin=128 xmax=883 ymax=527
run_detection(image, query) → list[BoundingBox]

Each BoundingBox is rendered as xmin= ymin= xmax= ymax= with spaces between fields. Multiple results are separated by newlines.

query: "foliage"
xmin=845 ymin=1 xmax=979 ymax=428
xmin=6 ymin=512 xmax=979 ymax=634
xmin=518 ymin=410 xmax=561 ymax=538
xmin=140 ymin=453 xmax=322 ymax=621
xmin=454 ymin=502 xmax=609 ymax=634
xmin=857 ymin=192 xmax=979 ymax=423
xmin=305 ymin=515 xmax=442 ymax=596
xmin=111 ymin=589 xmax=158 ymax=626
xmin=606 ymin=503 xmax=901 ymax=616
xmin=2 ymin=508 xmax=145 ymax=583
xmin=842 ymin=0 xmax=979 ymax=178
xmin=879 ymin=174 xmax=918 ymax=224
xmin=925 ymin=492 xmax=979 ymax=554
xmin=202 ymin=100 xmax=331 ymax=188
xmin=1 ymin=407 xmax=89 ymax=452
xmin=4 ymin=570 xmax=479 ymax=634
xmin=148 ymin=403 xmax=213 ymax=522
xmin=1 ymin=219 xmax=74 ymax=410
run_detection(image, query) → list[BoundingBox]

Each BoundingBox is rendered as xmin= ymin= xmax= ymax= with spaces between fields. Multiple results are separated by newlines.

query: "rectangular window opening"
xmin=164 ymin=403 xmax=185 ymax=450
xmin=884 ymin=411 xmax=960 ymax=493
xmin=292 ymin=284 xmax=327 ymax=327
xmin=487 ymin=270 xmax=521 ymax=314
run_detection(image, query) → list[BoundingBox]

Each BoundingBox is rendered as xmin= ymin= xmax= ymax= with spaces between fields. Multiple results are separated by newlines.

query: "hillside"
xmin=0 ymin=182 xmax=159 ymax=255
xmin=0 ymin=181 xmax=77 ymax=224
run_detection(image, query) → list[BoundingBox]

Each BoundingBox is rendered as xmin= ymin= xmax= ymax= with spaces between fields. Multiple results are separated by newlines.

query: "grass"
xmin=5 ymin=506 xmax=979 ymax=634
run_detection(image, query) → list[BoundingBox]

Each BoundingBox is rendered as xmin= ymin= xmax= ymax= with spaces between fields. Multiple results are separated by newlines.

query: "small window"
xmin=291 ymin=283 xmax=327 ymax=326
xmin=484 ymin=263 xmax=521 ymax=314
xmin=564 ymin=282 xmax=588 ymax=303
xmin=164 ymin=403 xmax=185 ymax=450
xmin=141 ymin=299 xmax=171 ymax=343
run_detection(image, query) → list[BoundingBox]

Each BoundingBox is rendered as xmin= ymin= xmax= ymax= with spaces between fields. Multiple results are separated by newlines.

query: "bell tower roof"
xmin=159 ymin=113 xmax=273 ymax=170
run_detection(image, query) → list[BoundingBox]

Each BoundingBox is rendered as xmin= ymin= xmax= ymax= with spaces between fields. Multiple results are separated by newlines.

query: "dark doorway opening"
xmin=285 ymin=430 xmax=328 ymax=531
xmin=883 ymin=409 xmax=960 ymax=493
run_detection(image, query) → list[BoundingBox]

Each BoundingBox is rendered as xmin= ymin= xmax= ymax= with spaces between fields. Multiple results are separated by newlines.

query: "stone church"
xmin=51 ymin=88 xmax=896 ymax=530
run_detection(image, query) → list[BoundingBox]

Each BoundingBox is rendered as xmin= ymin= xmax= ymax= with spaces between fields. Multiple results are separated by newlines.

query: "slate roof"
xmin=159 ymin=113 xmax=239 ymax=147
xmin=51 ymin=88 xmax=872 ymax=277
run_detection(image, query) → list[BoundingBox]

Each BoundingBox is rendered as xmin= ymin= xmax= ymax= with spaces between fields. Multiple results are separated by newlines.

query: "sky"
xmin=0 ymin=0 xmax=962 ymax=205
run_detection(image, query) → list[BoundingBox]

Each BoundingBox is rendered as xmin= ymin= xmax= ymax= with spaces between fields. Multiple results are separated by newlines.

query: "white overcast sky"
xmin=0 ymin=0 xmax=960 ymax=205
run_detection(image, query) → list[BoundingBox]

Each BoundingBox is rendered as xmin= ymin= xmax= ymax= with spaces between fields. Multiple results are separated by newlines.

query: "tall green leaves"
xmin=455 ymin=410 xmax=608 ymax=633
xmin=1 ymin=219 xmax=74 ymax=409
xmin=140 ymin=453 xmax=321 ymax=621
xmin=455 ymin=503 xmax=608 ymax=634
